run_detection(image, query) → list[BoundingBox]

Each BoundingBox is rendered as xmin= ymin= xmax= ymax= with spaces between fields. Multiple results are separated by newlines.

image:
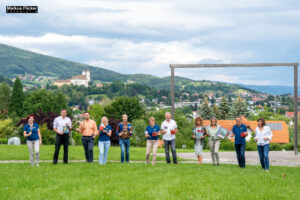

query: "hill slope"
xmin=0 ymin=43 xmax=260 ymax=94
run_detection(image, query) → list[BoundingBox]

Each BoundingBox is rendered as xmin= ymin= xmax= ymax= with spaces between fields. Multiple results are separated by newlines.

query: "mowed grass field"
xmin=1 ymin=162 xmax=300 ymax=200
xmin=1 ymin=145 xmax=300 ymax=199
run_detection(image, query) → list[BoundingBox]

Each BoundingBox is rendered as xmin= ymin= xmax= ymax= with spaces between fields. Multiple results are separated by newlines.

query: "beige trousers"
xmin=146 ymin=140 xmax=158 ymax=165
xmin=209 ymin=140 xmax=220 ymax=165
xmin=27 ymin=140 xmax=40 ymax=166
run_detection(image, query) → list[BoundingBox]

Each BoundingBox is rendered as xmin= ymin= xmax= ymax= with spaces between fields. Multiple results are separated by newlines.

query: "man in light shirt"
xmin=53 ymin=109 xmax=72 ymax=164
xmin=161 ymin=112 xmax=178 ymax=164
xmin=78 ymin=112 xmax=97 ymax=163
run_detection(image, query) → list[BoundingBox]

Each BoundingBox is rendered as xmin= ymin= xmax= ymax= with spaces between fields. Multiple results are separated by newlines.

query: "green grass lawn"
xmin=0 ymin=145 xmax=194 ymax=161
xmin=0 ymin=162 xmax=299 ymax=200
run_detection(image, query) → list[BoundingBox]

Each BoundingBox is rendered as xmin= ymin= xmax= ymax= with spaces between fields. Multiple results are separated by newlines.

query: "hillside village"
xmin=10 ymin=70 xmax=297 ymax=119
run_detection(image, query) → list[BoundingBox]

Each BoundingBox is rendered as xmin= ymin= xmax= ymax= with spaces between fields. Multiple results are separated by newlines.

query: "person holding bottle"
xmin=98 ymin=116 xmax=112 ymax=165
xmin=23 ymin=115 xmax=42 ymax=166
xmin=231 ymin=116 xmax=248 ymax=168
xmin=161 ymin=112 xmax=178 ymax=164
xmin=145 ymin=117 xmax=160 ymax=165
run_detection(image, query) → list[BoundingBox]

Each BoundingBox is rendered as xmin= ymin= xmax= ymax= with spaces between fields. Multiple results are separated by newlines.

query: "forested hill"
xmin=0 ymin=43 xmax=257 ymax=94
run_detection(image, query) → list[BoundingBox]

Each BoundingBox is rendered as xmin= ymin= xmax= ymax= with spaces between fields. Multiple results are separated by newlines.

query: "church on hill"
xmin=53 ymin=70 xmax=90 ymax=87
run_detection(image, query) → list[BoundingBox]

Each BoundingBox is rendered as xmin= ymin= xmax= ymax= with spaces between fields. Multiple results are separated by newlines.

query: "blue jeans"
xmin=119 ymin=138 xmax=130 ymax=163
xmin=235 ymin=143 xmax=246 ymax=168
xmin=98 ymin=141 xmax=110 ymax=165
xmin=164 ymin=139 xmax=177 ymax=164
xmin=257 ymin=144 xmax=270 ymax=170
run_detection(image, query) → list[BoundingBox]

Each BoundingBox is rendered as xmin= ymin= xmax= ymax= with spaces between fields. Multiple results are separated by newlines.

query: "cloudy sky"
xmin=1 ymin=0 xmax=300 ymax=86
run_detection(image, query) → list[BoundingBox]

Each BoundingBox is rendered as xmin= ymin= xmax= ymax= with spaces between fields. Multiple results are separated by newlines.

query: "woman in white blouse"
xmin=254 ymin=118 xmax=273 ymax=172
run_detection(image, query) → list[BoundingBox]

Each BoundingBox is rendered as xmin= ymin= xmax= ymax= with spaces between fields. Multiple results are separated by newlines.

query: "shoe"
xmin=265 ymin=170 xmax=269 ymax=172
xmin=36 ymin=164 xmax=40 ymax=167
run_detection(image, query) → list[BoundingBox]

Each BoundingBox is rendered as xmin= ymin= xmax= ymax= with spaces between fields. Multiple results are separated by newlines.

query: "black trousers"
xmin=82 ymin=136 xmax=94 ymax=163
xmin=53 ymin=134 xmax=69 ymax=164
xmin=164 ymin=139 xmax=178 ymax=164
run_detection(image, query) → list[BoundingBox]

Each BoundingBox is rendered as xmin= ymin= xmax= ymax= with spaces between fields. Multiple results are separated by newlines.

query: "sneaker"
xmin=36 ymin=164 xmax=40 ymax=167
xmin=265 ymin=170 xmax=269 ymax=172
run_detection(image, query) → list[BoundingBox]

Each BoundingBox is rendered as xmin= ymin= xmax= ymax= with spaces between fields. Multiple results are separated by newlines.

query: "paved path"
xmin=1 ymin=151 xmax=299 ymax=167
xmin=172 ymin=151 xmax=300 ymax=167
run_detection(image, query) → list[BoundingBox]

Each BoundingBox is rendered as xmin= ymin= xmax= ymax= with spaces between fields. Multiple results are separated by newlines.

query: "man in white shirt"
xmin=53 ymin=109 xmax=72 ymax=164
xmin=161 ymin=112 xmax=178 ymax=164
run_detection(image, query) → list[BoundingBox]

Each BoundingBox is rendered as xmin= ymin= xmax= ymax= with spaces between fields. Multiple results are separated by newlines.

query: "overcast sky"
xmin=1 ymin=0 xmax=300 ymax=86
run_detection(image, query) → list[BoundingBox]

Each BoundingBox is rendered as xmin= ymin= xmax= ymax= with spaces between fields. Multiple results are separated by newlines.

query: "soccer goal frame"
xmin=170 ymin=63 xmax=299 ymax=155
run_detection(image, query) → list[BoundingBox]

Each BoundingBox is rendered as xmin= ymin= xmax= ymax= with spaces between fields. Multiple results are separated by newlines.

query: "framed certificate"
xmin=216 ymin=127 xmax=228 ymax=139
xmin=63 ymin=126 xmax=69 ymax=134
xmin=195 ymin=128 xmax=204 ymax=139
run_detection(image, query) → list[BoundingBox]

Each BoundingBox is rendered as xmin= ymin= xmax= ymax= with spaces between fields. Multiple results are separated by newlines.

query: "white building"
xmin=53 ymin=70 xmax=91 ymax=87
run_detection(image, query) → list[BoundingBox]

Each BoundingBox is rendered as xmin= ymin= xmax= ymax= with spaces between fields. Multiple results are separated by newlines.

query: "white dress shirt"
xmin=53 ymin=116 xmax=72 ymax=133
xmin=254 ymin=126 xmax=273 ymax=146
xmin=161 ymin=119 xmax=177 ymax=141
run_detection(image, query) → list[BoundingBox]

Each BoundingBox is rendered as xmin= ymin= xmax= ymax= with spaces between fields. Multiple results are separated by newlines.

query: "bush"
xmin=131 ymin=119 xmax=147 ymax=147
xmin=245 ymin=139 xmax=257 ymax=151
xmin=0 ymin=138 xmax=8 ymax=144
xmin=0 ymin=118 xmax=15 ymax=139
xmin=282 ymin=143 xmax=294 ymax=150
xmin=219 ymin=138 xmax=235 ymax=151
xmin=39 ymin=124 xmax=56 ymax=145
xmin=269 ymin=143 xmax=283 ymax=151
xmin=72 ymin=131 xmax=82 ymax=145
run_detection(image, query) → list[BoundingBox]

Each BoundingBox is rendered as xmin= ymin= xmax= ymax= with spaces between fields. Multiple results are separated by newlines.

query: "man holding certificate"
xmin=53 ymin=109 xmax=72 ymax=164
xmin=78 ymin=112 xmax=97 ymax=163
xmin=161 ymin=112 xmax=178 ymax=164
xmin=231 ymin=116 xmax=248 ymax=168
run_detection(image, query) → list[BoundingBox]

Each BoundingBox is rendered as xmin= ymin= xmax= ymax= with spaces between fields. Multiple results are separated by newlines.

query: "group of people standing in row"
xmin=23 ymin=109 xmax=273 ymax=171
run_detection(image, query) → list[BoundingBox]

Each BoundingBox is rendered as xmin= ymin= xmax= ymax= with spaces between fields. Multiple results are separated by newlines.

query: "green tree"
xmin=88 ymin=104 xmax=105 ymax=125
xmin=211 ymin=103 xmax=220 ymax=119
xmin=22 ymin=89 xmax=68 ymax=115
xmin=230 ymin=95 xmax=248 ymax=118
xmin=199 ymin=97 xmax=212 ymax=120
xmin=0 ymin=83 xmax=11 ymax=117
xmin=131 ymin=119 xmax=147 ymax=146
xmin=104 ymin=97 xmax=145 ymax=121
xmin=9 ymin=78 xmax=24 ymax=116
xmin=219 ymin=96 xmax=230 ymax=119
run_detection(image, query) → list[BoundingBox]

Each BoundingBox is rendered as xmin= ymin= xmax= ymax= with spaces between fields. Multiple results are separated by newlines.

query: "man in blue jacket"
xmin=116 ymin=114 xmax=133 ymax=163
xmin=231 ymin=116 xmax=248 ymax=168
